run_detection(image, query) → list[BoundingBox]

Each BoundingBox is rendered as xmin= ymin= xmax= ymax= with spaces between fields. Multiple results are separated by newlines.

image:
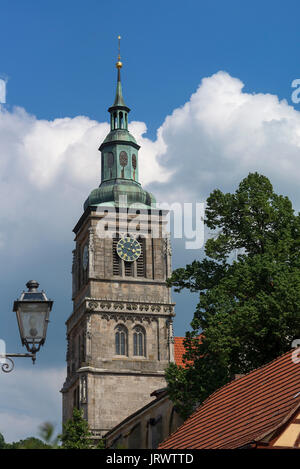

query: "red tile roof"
xmin=174 ymin=336 xmax=202 ymax=368
xmin=174 ymin=337 xmax=187 ymax=367
xmin=159 ymin=348 xmax=300 ymax=449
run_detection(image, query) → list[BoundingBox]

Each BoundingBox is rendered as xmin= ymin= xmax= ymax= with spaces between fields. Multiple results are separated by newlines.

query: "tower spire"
xmin=84 ymin=38 xmax=156 ymax=210
xmin=114 ymin=35 xmax=125 ymax=107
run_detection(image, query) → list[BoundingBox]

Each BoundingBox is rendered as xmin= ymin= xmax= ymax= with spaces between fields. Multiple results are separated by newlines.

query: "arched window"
xmin=119 ymin=112 xmax=124 ymax=129
xmin=115 ymin=324 xmax=128 ymax=356
xmin=133 ymin=326 xmax=146 ymax=357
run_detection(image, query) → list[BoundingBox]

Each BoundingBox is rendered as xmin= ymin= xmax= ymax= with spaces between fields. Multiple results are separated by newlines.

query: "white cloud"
xmin=0 ymin=367 xmax=65 ymax=443
xmin=152 ymin=71 xmax=300 ymax=207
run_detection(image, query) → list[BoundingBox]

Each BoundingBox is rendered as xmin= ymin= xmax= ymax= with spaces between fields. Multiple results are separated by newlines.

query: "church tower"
xmin=61 ymin=42 xmax=175 ymax=439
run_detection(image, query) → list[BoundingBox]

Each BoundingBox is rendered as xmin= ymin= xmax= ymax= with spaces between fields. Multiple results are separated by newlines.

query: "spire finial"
xmin=116 ymin=35 xmax=122 ymax=71
xmin=111 ymin=35 xmax=126 ymax=107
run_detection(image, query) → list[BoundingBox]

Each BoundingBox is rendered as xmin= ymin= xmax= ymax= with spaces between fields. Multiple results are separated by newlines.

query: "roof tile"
xmin=159 ymin=349 xmax=300 ymax=449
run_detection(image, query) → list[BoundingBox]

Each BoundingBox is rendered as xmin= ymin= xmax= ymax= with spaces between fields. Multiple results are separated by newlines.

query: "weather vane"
xmin=116 ymin=35 xmax=122 ymax=69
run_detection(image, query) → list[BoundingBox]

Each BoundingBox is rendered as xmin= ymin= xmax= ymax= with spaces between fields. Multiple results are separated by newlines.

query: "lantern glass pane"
xmin=23 ymin=293 xmax=45 ymax=300
xmin=18 ymin=303 xmax=48 ymax=343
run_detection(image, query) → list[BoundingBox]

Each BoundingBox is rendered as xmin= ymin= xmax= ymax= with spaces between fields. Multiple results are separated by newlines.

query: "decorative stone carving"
xmin=85 ymin=298 xmax=174 ymax=317
xmin=167 ymin=319 xmax=175 ymax=345
xmin=88 ymin=227 xmax=95 ymax=277
xmin=66 ymin=334 xmax=70 ymax=362
xmin=98 ymin=311 xmax=159 ymax=324
xmin=80 ymin=375 xmax=87 ymax=404
xmin=72 ymin=249 xmax=76 ymax=297
xmin=164 ymin=233 xmax=172 ymax=279
xmin=164 ymin=233 xmax=172 ymax=257
xmin=85 ymin=314 xmax=92 ymax=360
xmin=70 ymin=333 xmax=75 ymax=359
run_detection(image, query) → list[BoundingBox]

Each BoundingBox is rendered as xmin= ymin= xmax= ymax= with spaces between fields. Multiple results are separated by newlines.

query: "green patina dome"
xmin=84 ymin=179 xmax=156 ymax=210
xmin=100 ymin=129 xmax=138 ymax=148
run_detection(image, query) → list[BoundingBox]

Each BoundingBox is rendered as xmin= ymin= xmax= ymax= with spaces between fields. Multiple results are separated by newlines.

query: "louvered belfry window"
xmin=124 ymin=260 xmax=134 ymax=277
xmin=136 ymin=237 xmax=145 ymax=277
xmin=113 ymin=237 xmax=121 ymax=275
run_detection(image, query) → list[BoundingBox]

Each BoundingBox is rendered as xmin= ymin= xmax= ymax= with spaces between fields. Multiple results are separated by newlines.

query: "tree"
xmin=0 ymin=432 xmax=7 ymax=449
xmin=166 ymin=173 xmax=300 ymax=418
xmin=0 ymin=428 xmax=56 ymax=450
xmin=8 ymin=437 xmax=51 ymax=449
xmin=60 ymin=408 xmax=94 ymax=449
xmin=38 ymin=422 xmax=59 ymax=448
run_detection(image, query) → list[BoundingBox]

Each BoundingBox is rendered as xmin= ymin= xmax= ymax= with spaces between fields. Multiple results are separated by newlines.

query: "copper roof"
xmin=159 ymin=348 xmax=300 ymax=449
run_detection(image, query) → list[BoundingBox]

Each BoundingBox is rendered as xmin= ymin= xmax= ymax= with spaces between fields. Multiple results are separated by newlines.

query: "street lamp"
xmin=1 ymin=280 xmax=53 ymax=373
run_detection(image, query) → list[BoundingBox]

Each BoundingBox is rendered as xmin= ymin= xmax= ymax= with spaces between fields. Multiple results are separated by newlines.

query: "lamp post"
xmin=0 ymin=280 xmax=53 ymax=373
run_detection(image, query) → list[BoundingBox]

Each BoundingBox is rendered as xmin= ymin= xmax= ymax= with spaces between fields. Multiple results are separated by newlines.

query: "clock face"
xmin=83 ymin=245 xmax=88 ymax=270
xmin=117 ymin=237 xmax=141 ymax=262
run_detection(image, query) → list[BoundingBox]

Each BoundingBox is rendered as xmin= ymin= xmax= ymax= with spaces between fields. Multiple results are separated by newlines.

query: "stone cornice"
xmin=73 ymin=205 xmax=169 ymax=236
xmin=77 ymin=366 xmax=166 ymax=377
xmin=61 ymin=367 xmax=166 ymax=392
xmin=66 ymin=297 xmax=175 ymax=332
xmin=72 ymin=277 xmax=171 ymax=306
xmin=82 ymin=277 xmax=169 ymax=286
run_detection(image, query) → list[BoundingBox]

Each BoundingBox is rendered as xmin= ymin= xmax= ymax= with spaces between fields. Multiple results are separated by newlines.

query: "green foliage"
xmin=166 ymin=173 xmax=300 ymax=418
xmin=0 ymin=413 xmax=102 ymax=450
xmin=0 ymin=431 xmax=52 ymax=449
xmin=7 ymin=437 xmax=52 ymax=449
xmin=96 ymin=438 xmax=105 ymax=449
xmin=60 ymin=408 xmax=94 ymax=449
xmin=38 ymin=422 xmax=60 ymax=448
xmin=0 ymin=432 xmax=7 ymax=449
xmin=0 ymin=428 xmax=57 ymax=450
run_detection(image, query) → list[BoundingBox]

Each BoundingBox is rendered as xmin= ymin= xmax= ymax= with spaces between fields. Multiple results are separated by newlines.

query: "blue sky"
xmin=1 ymin=0 xmax=300 ymax=442
xmin=2 ymin=0 xmax=300 ymax=135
